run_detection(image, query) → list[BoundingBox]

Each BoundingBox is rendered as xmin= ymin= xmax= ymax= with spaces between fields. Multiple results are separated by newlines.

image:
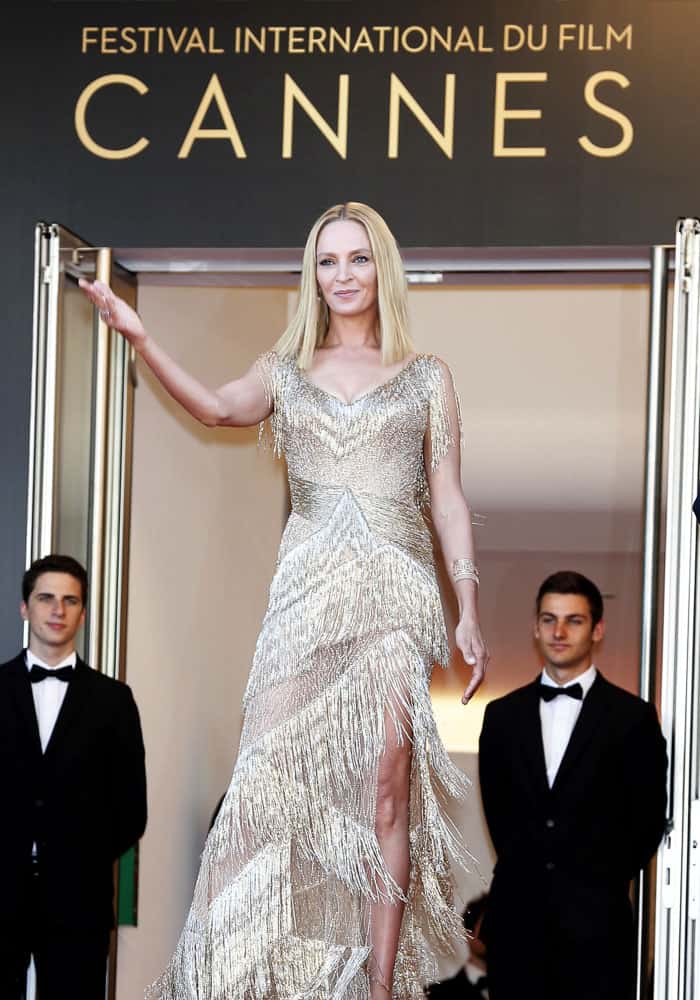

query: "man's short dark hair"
xmin=536 ymin=570 xmax=603 ymax=626
xmin=22 ymin=555 xmax=88 ymax=606
xmin=462 ymin=892 xmax=489 ymax=935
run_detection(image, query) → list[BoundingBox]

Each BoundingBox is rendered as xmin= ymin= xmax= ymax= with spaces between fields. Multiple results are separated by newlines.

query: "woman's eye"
xmin=353 ymin=255 xmax=369 ymax=264
xmin=318 ymin=258 xmax=335 ymax=266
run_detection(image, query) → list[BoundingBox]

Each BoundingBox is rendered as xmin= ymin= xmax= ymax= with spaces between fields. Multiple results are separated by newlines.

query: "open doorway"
xmin=29 ymin=234 xmax=660 ymax=999
xmin=114 ymin=248 xmax=653 ymax=998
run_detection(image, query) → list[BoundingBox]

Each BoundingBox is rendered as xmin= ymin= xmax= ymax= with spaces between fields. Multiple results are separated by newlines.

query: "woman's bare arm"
xmin=79 ymin=279 xmax=271 ymax=428
xmin=425 ymin=360 xmax=489 ymax=703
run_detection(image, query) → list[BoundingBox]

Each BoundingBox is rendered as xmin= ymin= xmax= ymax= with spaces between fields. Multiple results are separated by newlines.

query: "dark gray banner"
xmin=4 ymin=0 xmax=698 ymax=247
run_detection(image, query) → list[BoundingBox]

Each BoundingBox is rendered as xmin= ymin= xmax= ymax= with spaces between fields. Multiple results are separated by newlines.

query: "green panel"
xmin=117 ymin=844 xmax=138 ymax=926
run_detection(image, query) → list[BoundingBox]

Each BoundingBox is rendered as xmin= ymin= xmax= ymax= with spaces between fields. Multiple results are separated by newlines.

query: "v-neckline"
xmin=297 ymin=354 xmax=421 ymax=407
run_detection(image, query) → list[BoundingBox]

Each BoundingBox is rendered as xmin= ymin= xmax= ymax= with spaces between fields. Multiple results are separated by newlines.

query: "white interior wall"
xmin=117 ymin=278 xmax=648 ymax=995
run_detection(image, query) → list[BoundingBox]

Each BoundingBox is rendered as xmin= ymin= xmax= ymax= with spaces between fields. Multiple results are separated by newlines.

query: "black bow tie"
xmin=539 ymin=681 xmax=583 ymax=702
xmin=29 ymin=664 xmax=74 ymax=684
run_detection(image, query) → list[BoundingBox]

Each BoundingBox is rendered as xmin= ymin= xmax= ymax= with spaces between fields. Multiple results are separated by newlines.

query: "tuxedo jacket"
xmin=478 ymin=672 xmax=667 ymax=947
xmin=0 ymin=652 xmax=147 ymax=931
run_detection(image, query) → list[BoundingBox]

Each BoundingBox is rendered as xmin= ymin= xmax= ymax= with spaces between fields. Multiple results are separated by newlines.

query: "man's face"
xmin=21 ymin=572 xmax=85 ymax=653
xmin=534 ymin=592 xmax=604 ymax=675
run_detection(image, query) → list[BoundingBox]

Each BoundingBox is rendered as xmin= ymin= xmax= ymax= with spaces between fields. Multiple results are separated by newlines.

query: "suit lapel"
xmin=5 ymin=653 xmax=42 ymax=761
xmin=43 ymin=657 xmax=91 ymax=762
xmin=551 ymin=672 xmax=611 ymax=794
xmin=517 ymin=680 xmax=551 ymax=802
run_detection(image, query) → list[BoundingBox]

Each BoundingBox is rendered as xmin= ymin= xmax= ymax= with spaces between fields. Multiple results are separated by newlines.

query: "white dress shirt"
xmin=465 ymin=958 xmax=489 ymax=996
xmin=26 ymin=649 xmax=76 ymax=753
xmin=539 ymin=664 xmax=597 ymax=787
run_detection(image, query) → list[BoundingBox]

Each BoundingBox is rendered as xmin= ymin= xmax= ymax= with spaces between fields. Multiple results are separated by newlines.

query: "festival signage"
xmin=4 ymin=0 xmax=697 ymax=247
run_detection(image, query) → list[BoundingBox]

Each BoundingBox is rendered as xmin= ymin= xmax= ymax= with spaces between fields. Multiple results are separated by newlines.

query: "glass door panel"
xmin=653 ymin=219 xmax=700 ymax=1000
xmin=29 ymin=223 xmax=137 ymax=999
xmin=29 ymin=224 xmax=136 ymax=675
xmin=54 ymin=271 xmax=95 ymax=654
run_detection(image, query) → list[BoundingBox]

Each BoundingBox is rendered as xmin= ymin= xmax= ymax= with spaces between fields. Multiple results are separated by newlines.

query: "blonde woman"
xmin=80 ymin=202 xmax=488 ymax=1000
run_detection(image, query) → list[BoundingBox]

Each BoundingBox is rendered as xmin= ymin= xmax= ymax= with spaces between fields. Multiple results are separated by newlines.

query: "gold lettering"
xmin=81 ymin=27 xmax=98 ymax=53
xmin=120 ymin=27 xmax=137 ymax=55
xmin=184 ymin=28 xmax=206 ymax=54
xmin=208 ymin=27 xmax=223 ymax=54
xmin=388 ymin=73 xmax=455 ymax=159
xmin=139 ymin=27 xmax=156 ymax=55
xmin=243 ymin=27 xmax=265 ymax=53
xmin=282 ymin=73 xmax=349 ymax=159
xmin=102 ymin=27 xmax=118 ymax=55
xmin=493 ymin=72 xmax=547 ymax=157
xmin=165 ymin=27 xmax=188 ymax=54
xmin=74 ymin=74 xmax=149 ymax=160
xmin=583 ymin=25 xmax=604 ymax=51
xmin=288 ymin=26 xmax=305 ymax=54
xmin=178 ymin=73 xmax=246 ymax=158
xmin=528 ymin=25 xmax=548 ymax=51
xmin=608 ymin=24 xmax=632 ymax=49
xmin=578 ymin=71 xmax=633 ymax=157
xmin=267 ymin=27 xmax=285 ymax=54
xmin=373 ymin=26 xmax=391 ymax=53
xmin=401 ymin=26 xmax=428 ymax=53
xmin=454 ymin=26 xmax=475 ymax=53
xmin=353 ymin=27 xmax=374 ymax=53
xmin=329 ymin=27 xmax=351 ymax=53
xmin=430 ymin=25 xmax=452 ymax=53
xmin=477 ymin=27 xmax=494 ymax=52
xmin=504 ymin=24 xmax=525 ymax=52
xmin=308 ymin=26 xmax=327 ymax=54
xmin=559 ymin=24 xmax=577 ymax=50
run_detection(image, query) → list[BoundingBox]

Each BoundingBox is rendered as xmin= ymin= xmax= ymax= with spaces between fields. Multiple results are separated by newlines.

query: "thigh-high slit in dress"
xmin=146 ymin=351 xmax=474 ymax=1000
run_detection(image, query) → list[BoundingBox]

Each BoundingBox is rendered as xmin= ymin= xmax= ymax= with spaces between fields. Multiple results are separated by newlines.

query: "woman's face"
xmin=316 ymin=219 xmax=378 ymax=319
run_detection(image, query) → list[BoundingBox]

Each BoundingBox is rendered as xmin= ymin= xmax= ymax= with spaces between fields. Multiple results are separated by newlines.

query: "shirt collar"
xmin=25 ymin=649 xmax=77 ymax=672
xmin=464 ymin=959 xmax=487 ymax=986
xmin=540 ymin=663 xmax=597 ymax=696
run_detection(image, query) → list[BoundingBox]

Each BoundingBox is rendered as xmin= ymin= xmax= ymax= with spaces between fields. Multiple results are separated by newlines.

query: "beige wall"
xmin=117 ymin=287 xmax=288 ymax=998
xmin=407 ymin=284 xmax=648 ymax=752
xmin=117 ymin=279 xmax=648 ymax=994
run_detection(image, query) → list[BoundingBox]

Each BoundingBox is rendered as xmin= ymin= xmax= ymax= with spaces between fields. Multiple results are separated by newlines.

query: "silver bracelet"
xmin=452 ymin=558 xmax=480 ymax=585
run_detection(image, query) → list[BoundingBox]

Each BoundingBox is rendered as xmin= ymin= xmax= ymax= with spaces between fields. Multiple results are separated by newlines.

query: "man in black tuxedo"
xmin=0 ymin=554 xmax=147 ymax=1000
xmin=478 ymin=571 xmax=667 ymax=1000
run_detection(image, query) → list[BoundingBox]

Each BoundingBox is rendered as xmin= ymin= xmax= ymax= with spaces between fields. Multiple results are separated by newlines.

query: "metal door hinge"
xmin=679 ymin=218 xmax=700 ymax=293
xmin=689 ymin=799 xmax=700 ymax=920
xmin=661 ymin=825 xmax=677 ymax=910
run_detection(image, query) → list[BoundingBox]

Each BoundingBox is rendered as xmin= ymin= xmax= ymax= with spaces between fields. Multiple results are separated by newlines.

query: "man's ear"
xmin=593 ymin=619 xmax=605 ymax=643
xmin=20 ymin=601 xmax=28 ymax=622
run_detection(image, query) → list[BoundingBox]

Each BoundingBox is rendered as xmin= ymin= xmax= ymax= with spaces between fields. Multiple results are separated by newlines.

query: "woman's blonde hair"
xmin=275 ymin=202 xmax=414 ymax=369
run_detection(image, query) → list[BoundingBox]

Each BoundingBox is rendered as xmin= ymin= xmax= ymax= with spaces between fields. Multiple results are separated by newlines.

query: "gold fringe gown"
xmin=147 ymin=351 xmax=473 ymax=1000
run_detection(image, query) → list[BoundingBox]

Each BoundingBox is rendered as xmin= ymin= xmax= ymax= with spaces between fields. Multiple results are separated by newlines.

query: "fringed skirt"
xmin=147 ymin=490 xmax=472 ymax=999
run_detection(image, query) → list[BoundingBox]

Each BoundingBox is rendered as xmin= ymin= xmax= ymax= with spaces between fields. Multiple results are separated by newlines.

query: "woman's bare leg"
xmin=368 ymin=708 xmax=412 ymax=998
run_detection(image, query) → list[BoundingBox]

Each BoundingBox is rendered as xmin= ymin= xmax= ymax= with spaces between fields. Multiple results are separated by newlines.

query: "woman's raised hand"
xmin=78 ymin=278 xmax=146 ymax=348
